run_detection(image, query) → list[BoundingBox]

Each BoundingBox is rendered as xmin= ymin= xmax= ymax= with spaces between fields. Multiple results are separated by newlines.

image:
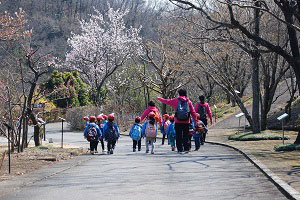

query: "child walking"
xmin=161 ymin=114 xmax=170 ymax=145
xmin=193 ymin=113 xmax=208 ymax=151
xmin=83 ymin=116 xmax=102 ymax=154
xmin=103 ymin=114 xmax=120 ymax=154
xmin=96 ymin=115 xmax=106 ymax=153
xmin=142 ymin=112 xmax=158 ymax=154
xmin=102 ymin=115 xmax=108 ymax=126
xmin=188 ymin=117 xmax=195 ymax=151
xmin=195 ymin=95 xmax=213 ymax=144
xmin=83 ymin=116 xmax=89 ymax=126
xmin=166 ymin=116 xmax=176 ymax=151
xmin=129 ymin=116 xmax=143 ymax=152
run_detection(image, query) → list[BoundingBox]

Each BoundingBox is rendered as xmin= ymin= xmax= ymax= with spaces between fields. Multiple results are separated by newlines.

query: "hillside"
xmin=267 ymin=99 xmax=300 ymax=131
xmin=0 ymin=0 xmax=165 ymax=57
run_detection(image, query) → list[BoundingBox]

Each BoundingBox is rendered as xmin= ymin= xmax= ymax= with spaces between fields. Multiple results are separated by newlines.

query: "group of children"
xmin=83 ymin=95 xmax=210 ymax=155
xmin=128 ymin=112 xmax=208 ymax=154
xmin=83 ymin=114 xmax=120 ymax=155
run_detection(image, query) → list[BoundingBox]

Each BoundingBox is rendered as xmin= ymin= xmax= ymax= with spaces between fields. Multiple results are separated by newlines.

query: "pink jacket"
xmin=195 ymin=102 xmax=213 ymax=122
xmin=140 ymin=106 xmax=162 ymax=124
xmin=157 ymin=96 xmax=197 ymax=124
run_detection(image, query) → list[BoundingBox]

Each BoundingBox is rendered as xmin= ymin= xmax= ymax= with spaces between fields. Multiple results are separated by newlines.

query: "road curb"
xmin=206 ymin=141 xmax=300 ymax=200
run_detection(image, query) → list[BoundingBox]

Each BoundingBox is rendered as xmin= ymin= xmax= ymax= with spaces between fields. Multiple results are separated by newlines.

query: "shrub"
xmin=41 ymin=70 xmax=92 ymax=108
xmin=228 ymin=132 xmax=290 ymax=141
xmin=66 ymin=106 xmax=102 ymax=130
xmin=274 ymin=144 xmax=300 ymax=151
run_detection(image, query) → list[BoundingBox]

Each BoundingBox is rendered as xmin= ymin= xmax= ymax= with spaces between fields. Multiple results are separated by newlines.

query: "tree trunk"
xmin=27 ymin=81 xmax=40 ymax=146
xmin=231 ymin=99 xmax=236 ymax=107
xmin=294 ymin=66 xmax=300 ymax=96
xmin=234 ymin=94 xmax=254 ymax=128
xmin=260 ymin=86 xmax=270 ymax=131
xmin=294 ymin=131 xmax=300 ymax=144
xmin=252 ymin=54 xmax=261 ymax=133
xmin=260 ymin=109 xmax=267 ymax=131
xmin=283 ymin=8 xmax=300 ymax=97
xmin=7 ymin=87 xmax=14 ymax=152
xmin=226 ymin=92 xmax=231 ymax=104
xmin=162 ymin=104 xmax=167 ymax=115
xmin=252 ymin=3 xmax=261 ymax=133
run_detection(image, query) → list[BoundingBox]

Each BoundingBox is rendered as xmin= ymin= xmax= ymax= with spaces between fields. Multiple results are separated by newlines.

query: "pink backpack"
xmin=145 ymin=122 xmax=157 ymax=138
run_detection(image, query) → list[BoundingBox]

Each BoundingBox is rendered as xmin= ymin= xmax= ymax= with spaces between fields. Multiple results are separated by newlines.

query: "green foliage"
xmin=228 ymin=132 xmax=290 ymax=141
xmin=41 ymin=70 xmax=92 ymax=108
xmin=274 ymin=144 xmax=300 ymax=151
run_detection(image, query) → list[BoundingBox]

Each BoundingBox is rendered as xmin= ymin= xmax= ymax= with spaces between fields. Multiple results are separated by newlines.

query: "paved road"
xmin=1 ymin=135 xmax=287 ymax=200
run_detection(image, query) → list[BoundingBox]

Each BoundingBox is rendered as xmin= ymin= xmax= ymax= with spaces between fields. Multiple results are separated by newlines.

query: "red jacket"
xmin=157 ymin=96 xmax=197 ymax=124
xmin=195 ymin=102 xmax=213 ymax=122
xmin=140 ymin=106 xmax=162 ymax=124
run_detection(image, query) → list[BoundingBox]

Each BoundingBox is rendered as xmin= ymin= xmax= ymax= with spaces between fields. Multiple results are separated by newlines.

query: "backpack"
xmin=195 ymin=120 xmax=206 ymax=134
xmin=145 ymin=122 xmax=157 ymax=138
xmin=168 ymin=124 xmax=176 ymax=138
xmin=130 ymin=124 xmax=142 ymax=141
xmin=153 ymin=111 xmax=160 ymax=124
xmin=164 ymin=120 xmax=170 ymax=132
xmin=198 ymin=104 xmax=207 ymax=120
xmin=105 ymin=122 xmax=118 ymax=142
xmin=86 ymin=125 xmax=98 ymax=142
xmin=175 ymin=98 xmax=190 ymax=121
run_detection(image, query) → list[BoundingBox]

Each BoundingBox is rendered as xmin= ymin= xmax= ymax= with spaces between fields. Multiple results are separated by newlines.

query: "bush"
xmin=66 ymin=106 xmax=102 ymax=130
xmin=41 ymin=70 xmax=92 ymax=108
xmin=43 ymin=108 xmax=67 ymax=123
xmin=228 ymin=132 xmax=290 ymax=141
xmin=274 ymin=144 xmax=300 ymax=151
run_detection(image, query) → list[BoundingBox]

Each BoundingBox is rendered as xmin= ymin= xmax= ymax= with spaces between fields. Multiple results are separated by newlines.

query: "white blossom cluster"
xmin=106 ymin=67 xmax=132 ymax=93
xmin=65 ymin=5 xmax=143 ymax=88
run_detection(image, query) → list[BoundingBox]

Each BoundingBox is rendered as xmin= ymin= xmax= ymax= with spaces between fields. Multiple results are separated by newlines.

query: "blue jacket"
xmin=142 ymin=120 xmax=158 ymax=137
xmin=102 ymin=120 xmax=108 ymax=126
xmin=129 ymin=123 xmax=142 ymax=138
xmin=160 ymin=120 xmax=166 ymax=135
xmin=166 ymin=123 xmax=176 ymax=138
xmin=97 ymin=122 xmax=104 ymax=137
xmin=103 ymin=121 xmax=120 ymax=139
xmin=83 ymin=123 xmax=102 ymax=140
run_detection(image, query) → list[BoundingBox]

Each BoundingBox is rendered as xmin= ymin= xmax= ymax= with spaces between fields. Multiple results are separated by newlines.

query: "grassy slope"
xmin=267 ymin=97 xmax=300 ymax=131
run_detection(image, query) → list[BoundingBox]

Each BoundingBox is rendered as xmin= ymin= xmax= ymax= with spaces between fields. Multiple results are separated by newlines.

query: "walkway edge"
xmin=206 ymin=141 xmax=300 ymax=200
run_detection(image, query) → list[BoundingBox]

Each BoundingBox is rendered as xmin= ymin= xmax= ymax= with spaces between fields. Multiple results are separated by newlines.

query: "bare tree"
xmin=20 ymin=46 xmax=56 ymax=146
xmin=140 ymin=25 xmax=190 ymax=114
xmin=169 ymin=0 xmax=300 ymax=98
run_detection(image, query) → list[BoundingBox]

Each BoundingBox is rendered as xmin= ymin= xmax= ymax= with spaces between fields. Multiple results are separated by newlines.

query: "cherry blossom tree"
xmin=65 ymin=5 xmax=142 ymax=105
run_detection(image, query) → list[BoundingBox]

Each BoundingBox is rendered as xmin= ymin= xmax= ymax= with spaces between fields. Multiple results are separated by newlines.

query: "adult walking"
xmin=195 ymin=95 xmax=213 ymax=126
xmin=157 ymin=89 xmax=197 ymax=153
xmin=140 ymin=100 xmax=162 ymax=125
xmin=195 ymin=95 xmax=213 ymax=144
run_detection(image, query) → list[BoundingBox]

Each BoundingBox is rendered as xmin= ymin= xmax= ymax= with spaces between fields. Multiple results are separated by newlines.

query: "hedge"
xmin=228 ymin=132 xmax=289 ymax=141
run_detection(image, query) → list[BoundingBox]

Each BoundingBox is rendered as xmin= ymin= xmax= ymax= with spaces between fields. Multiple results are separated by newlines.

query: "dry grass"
xmin=0 ymin=143 xmax=85 ymax=181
